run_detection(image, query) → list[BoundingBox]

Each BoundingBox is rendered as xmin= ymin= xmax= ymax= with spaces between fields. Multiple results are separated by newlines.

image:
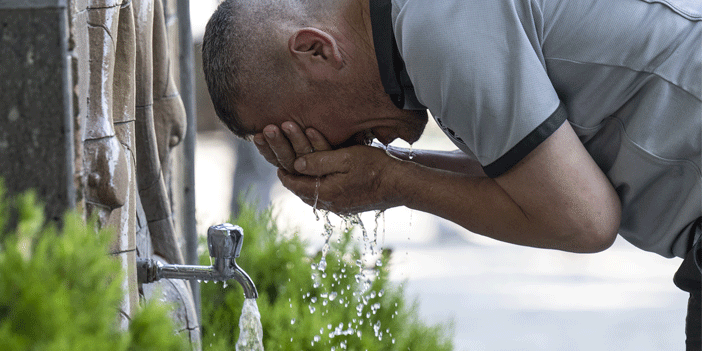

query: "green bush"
xmin=200 ymin=204 xmax=454 ymax=351
xmin=0 ymin=180 xmax=188 ymax=351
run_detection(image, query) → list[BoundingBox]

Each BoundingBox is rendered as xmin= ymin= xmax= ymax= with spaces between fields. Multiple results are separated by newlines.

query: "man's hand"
xmin=252 ymin=120 xmax=621 ymax=254
xmin=279 ymin=145 xmax=402 ymax=214
xmin=253 ymin=120 xmax=403 ymax=214
xmin=253 ymin=121 xmax=331 ymax=173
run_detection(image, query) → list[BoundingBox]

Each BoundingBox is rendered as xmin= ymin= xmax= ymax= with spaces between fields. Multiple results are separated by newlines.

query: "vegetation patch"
xmin=201 ymin=204 xmax=454 ymax=350
xmin=0 ymin=180 xmax=188 ymax=351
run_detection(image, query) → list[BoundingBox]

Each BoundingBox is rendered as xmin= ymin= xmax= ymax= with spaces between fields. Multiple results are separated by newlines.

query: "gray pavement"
xmin=392 ymin=239 xmax=687 ymax=351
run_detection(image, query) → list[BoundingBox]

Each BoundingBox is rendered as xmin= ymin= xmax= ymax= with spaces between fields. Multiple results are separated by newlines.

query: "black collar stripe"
xmin=369 ymin=0 xmax=425 ymax=110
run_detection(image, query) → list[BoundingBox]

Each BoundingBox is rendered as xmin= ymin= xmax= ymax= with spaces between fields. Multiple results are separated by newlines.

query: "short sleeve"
xmin=393 ymin=0 xmax=566 ymax=177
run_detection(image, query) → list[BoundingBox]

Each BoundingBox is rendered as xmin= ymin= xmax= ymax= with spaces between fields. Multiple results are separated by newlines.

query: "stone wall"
xmin=0 ymin=0 xmax=200 ymax=347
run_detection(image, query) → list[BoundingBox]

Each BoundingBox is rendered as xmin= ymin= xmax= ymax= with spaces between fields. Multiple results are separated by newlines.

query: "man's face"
xmin=301 ymin=103 xmax=429 ymax=148
xmin=240 ymin=93 xmax=429 ymax=148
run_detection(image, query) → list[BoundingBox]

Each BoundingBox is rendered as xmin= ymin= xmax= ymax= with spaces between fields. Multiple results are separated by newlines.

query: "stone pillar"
xmin=0 ymin=0 xmax=74 ymax=223
xmin=68 ymin=0 xmax=140 ymax=329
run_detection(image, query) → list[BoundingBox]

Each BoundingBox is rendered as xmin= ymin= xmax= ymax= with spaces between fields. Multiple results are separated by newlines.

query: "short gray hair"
xmin=201 ymin=0 xmax=328 ymax=138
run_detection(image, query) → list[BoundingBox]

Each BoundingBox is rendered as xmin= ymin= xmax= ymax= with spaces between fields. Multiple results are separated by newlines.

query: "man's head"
xmin=202 ymin=0 xmax=427 ymax=146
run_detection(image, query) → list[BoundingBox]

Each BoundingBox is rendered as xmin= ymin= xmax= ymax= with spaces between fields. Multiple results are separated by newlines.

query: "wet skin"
xmin=252 ymin=119 xmax=622 ymax=253
xmin=253 ymin=120 xmax=409 ymax=214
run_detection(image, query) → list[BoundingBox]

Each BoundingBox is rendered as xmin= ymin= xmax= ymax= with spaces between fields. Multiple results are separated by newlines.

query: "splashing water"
xmin=236 ymin=299 xmax=264 ymax=351
xmin=317 ymin=211 xmax=335 ymax=272
xmin=312 ymin=177 xmax=321 ymax=220
xmin=373 ymin=210 xmax=385 ymax=250
xmin=304 ymin=208 xmax=397 ymax=347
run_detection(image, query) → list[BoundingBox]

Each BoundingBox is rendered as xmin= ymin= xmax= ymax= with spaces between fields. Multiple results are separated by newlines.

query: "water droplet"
xmin=291 ymin=319 xmax=296 ymax=324
xmin=312 ymin=177 xmax=321 ymax=220
xmin=309 ymin=305 xmax=316 ymax=314
xmin=311 ymin=297 xmax=318 ymax=303
xmin=329 ymin=291 xmax=338 ymax=301
xmin=375 ymin=259 xmax=383 ymax=267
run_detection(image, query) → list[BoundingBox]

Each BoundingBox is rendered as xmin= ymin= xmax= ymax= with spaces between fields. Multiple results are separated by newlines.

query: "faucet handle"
xmin=207 ymin=223 xmax=244 ymax=259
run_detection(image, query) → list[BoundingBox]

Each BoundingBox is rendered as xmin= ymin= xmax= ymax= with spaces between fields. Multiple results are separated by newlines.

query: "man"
xmin=202 ymin=0 xmax=701 ymax=347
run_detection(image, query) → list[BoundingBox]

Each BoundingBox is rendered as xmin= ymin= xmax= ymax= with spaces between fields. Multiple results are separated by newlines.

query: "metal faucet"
xmin=137 ymin=223 xmax=258 ymax=299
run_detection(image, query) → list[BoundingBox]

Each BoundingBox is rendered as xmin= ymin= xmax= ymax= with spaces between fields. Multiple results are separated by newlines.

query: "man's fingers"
xmin=277 ymin=168 xmax=318 ymax=204
xmin=255 ymin=122 xmax=334 ymax=174
xmin=281 ymin=121 xmax=314 ymax=155
xmin=254 ymin=133 xmax=281 ymax=167
xmin=294 ymin=150 xmax=353 ymax=176
xmin=305 ymin=128 xmax=332 ymax=152
xmin=263 ymin=125 xmax=297 ymax=172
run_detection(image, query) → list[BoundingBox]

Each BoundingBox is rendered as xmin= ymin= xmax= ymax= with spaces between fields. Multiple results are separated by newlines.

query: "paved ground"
xmin=196 ymin=130 xmax=689 ymax=351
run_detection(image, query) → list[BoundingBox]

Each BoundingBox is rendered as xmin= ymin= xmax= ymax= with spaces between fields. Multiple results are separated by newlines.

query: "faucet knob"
xmin=207 ymin=223 xmax=244 ymax=259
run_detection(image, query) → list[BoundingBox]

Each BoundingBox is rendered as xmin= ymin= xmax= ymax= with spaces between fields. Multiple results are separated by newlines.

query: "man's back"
xmin=391 ymin=0 xmax=702 ymax=257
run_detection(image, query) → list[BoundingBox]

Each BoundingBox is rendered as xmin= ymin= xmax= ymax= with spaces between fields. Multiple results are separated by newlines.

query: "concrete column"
xmin=0 ymin=0 xmax=74 ymax=222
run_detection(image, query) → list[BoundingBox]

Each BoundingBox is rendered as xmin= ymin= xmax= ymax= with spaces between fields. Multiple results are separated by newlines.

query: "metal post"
xmin=177 ymin=0 xmax=201 ymax=321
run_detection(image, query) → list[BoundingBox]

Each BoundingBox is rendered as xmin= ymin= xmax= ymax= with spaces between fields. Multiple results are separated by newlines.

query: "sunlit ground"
xmin=195 ymin=120 xmax=688 ymax=351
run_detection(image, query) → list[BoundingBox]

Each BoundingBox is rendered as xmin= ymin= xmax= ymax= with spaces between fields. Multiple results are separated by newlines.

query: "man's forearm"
xmin=387 ymin=160 xmax=559 ymax=249
xmin=387 ymin=160 xmax=608 ymax=252
xmin=385 ymin=124 xmax=620 ymax=253
xmin=386 ymin=147 xmax=487 ymax=177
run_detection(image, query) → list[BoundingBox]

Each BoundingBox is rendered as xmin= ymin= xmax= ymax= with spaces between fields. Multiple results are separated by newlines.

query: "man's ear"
xmin=288 ymin=28 xmax=344 ymax=71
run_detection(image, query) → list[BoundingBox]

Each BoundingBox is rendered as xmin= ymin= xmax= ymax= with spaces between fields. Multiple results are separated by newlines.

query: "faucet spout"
xmin=231 ymin=262 xmax=257 ymax=299
xmin=137 ymin=223 xmax=258 ymax=299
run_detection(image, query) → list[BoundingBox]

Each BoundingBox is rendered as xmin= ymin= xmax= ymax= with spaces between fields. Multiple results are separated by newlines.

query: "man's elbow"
xmin=564 ymin=207 xmax=621 ymax=254
xmin=574 ymin=223 xmax=619 ymax=253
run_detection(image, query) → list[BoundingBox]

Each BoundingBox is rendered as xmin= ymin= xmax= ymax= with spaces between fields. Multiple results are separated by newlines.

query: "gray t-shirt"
xmin=390 ymin=0 xmax=702 ymax=258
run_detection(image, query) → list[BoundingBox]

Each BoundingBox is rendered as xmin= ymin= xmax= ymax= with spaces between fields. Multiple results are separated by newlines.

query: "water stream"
xmin=312 ymin=177 xmax=321 ymax=220
xmin=236 ymin=298 xmax=264 ymax=351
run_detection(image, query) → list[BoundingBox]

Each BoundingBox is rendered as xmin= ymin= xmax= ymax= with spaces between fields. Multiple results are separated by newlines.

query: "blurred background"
xmin=190 ymin=2 xmax=689 ymax=350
